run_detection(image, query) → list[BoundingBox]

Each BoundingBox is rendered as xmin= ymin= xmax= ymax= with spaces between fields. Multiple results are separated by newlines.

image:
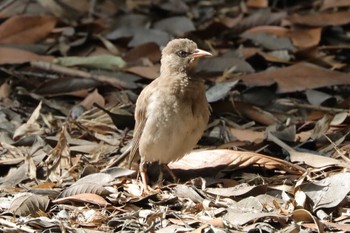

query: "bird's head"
xmin=160 ymin=38 xmax=212 ymax=76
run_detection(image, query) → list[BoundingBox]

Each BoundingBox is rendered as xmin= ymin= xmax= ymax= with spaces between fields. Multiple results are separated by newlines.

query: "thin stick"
xmin=30 ymin=61 xmax=134 ymax=89
xmin=0 ymin=218 xmax=36 ymax=233
xmin=277 ymin=100 xmax=346 ymax=113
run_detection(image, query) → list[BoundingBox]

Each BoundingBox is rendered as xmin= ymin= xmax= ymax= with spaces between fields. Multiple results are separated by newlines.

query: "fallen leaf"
xmin=54 ymin=55 xmax=126 ymax=70
xmin=267 ymin=132 xmax=350 ymax=168
xmin=288 ymin=11 xmax=350 ymax=26
xmin=79 ymin=89 xmax=105 ymax=110
xmin=229 ymin=127 xmax=265 ymax=143
xmin=53 ymin=193 xmax=110 ymax=206
xmin=246 ymin=0 xmax=268 ymax=8
xmin=205 ymin=80 xmax=239 ymax=103
xmin=153 ymin=16 xmax=195 ymax=36
xmin=241 ymin=62 xmax=350 ymax=93
xmin=0 ymin=15 xmax=56 ymax=44
xmin=224 ymin=208 xmax=287 ymax=226
xmin=320 ymin=0 xmax=350 ymax=10
xmin=106 ymin=27 xmax=170 ymax=47
xmin=292 ymin=209 xmax=324 ymax=233
xmin=8 ymin=193 xmax=49 ymax=217
xmin=197 ymin=57 xmax=255 ymax=74
xmin=287 ymin=27 xmax=322 ymax=49
xmin=242 ymin=32 xmax=295 ymax=51
xmin=301 ymin=172 xmax=350 ymax=211
xmin=170 ymin=149 xmax=305 ymax=176
xmin=0 ymin=47 xmax=53 ymax=64
xmin=13 ymin=101 xmax=43 ymax=140
xmin=58 ymin=183 xmax=111 ymax=198
xmin=124 ymin=42 xmax=161 ymax=63
xmin=126 ymin=65 xmax=160 ymax=79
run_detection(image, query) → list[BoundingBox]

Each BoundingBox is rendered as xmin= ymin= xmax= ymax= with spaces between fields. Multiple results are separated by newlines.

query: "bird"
xmin=128 ymin=38 xmax=212 ymax=191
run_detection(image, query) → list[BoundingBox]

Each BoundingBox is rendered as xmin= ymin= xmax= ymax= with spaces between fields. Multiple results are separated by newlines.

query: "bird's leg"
xmin=155 ymin=163 xmax=164 ymax=186
xmin=162 ymin=164 xmax=178 ymax=183
xmin=139 ymin=160 xmax=149 ymax=192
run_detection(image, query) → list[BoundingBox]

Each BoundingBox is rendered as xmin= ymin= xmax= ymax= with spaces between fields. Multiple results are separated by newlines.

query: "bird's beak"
xmin=192 ymin=49 xmax=212 ymax=58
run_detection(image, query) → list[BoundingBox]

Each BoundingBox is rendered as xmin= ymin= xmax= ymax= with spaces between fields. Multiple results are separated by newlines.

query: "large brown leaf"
xmin=0 ymin=47 xmax=53 ymax=64
xmin=0 ymin=15 xmax=57 ymax=44
xmin=240 ymin=62 xmax=350 ymax=93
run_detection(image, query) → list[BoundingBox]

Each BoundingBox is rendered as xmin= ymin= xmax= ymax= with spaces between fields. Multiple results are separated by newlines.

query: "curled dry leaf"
xmin=287 ymin=27 xmax=322 ymax=49
xmin=310 ymin=113 xmax=334 ymax=140
xmin=13 ymin=101 xmax=43 ymax=140
xmin=53 ymin=193 xmax=110 ymax=206
xmin=0 ymin=80 xmax=11 ymax=99
xmin=169 ymin=149 xmax=305 ymax=176
xmin=292 ymin=209 xmax=324 ymax=233
xmin=45 ymin=126 xmax=71 ymax=181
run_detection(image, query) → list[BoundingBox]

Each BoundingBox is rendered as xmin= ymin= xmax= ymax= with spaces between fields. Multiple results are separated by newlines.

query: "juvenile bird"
xmin=129 ymin=38 xmax=212 ymax=191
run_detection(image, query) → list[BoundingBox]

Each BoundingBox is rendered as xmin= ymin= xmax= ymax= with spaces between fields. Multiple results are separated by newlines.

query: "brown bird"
xmin=128 ymin=38 xmax=212 ymax=191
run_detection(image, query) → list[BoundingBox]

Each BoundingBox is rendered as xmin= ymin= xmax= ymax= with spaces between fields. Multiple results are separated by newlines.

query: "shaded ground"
xmin=1 ymin=0 xmax=350 ymax=232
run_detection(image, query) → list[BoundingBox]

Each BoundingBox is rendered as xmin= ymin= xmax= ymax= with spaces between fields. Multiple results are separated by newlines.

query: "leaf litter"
xmin=1 ymin=0 xmax=350 ymax=232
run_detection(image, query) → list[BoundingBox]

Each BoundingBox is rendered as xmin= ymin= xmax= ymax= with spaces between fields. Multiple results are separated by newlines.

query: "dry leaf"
xmin=8 ymin=193 xmax=49 ymax=217
xmin=241 ymin=62 xmax=350 ymax=93
xmin=0 ymin=15 xmax=56 ymax=44
xmin=53 ymin=193 xmax=110 ymax=206
xmin=292 ymin=209 xmax=324 ymax=233
xmin=0 ymin=48 xmax=53 ymax=64
xmin=170 ymin=149 xmax=305 ymax=176
xmin=13 ymin=101 xmax=43 ymax=140
xmin=58 ymin=183 xmax=111 ymax=198
xmin=301 ymin=172 xmax=350 ymax=211
xmin=288 ymin=11 xmax=350 ymax=26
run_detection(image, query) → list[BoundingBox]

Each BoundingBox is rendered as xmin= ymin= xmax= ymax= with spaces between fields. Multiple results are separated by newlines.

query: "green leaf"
xmin=54 ymin=55 xmax=126 ymax=70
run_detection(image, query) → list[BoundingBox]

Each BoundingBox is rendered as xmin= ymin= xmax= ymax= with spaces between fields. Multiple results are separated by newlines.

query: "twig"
xmin=323 ymin=133 xmax=350 ymax=163
xmin=30 ymin=61 xmax=134 ymax=89
xmin=277 ymin=100 xmax=347 ymax=113
xmin=102 ymin=144 xmax=132 ymax=170
xmin=0 ymin=218 xmax=36 ymax=233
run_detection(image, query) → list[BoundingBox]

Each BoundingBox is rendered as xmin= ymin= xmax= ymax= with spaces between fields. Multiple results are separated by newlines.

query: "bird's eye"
xmin=176 ymin=50 xmax=190 ymax=58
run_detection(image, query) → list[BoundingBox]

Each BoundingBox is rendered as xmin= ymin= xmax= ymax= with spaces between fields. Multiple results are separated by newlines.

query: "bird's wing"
xmin=128 ymin=80 xmax=156 ymax=168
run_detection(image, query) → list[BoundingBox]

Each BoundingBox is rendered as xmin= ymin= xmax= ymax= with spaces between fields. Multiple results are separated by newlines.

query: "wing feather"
xmin=128 ymin=80 xmax=158 ymax=168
